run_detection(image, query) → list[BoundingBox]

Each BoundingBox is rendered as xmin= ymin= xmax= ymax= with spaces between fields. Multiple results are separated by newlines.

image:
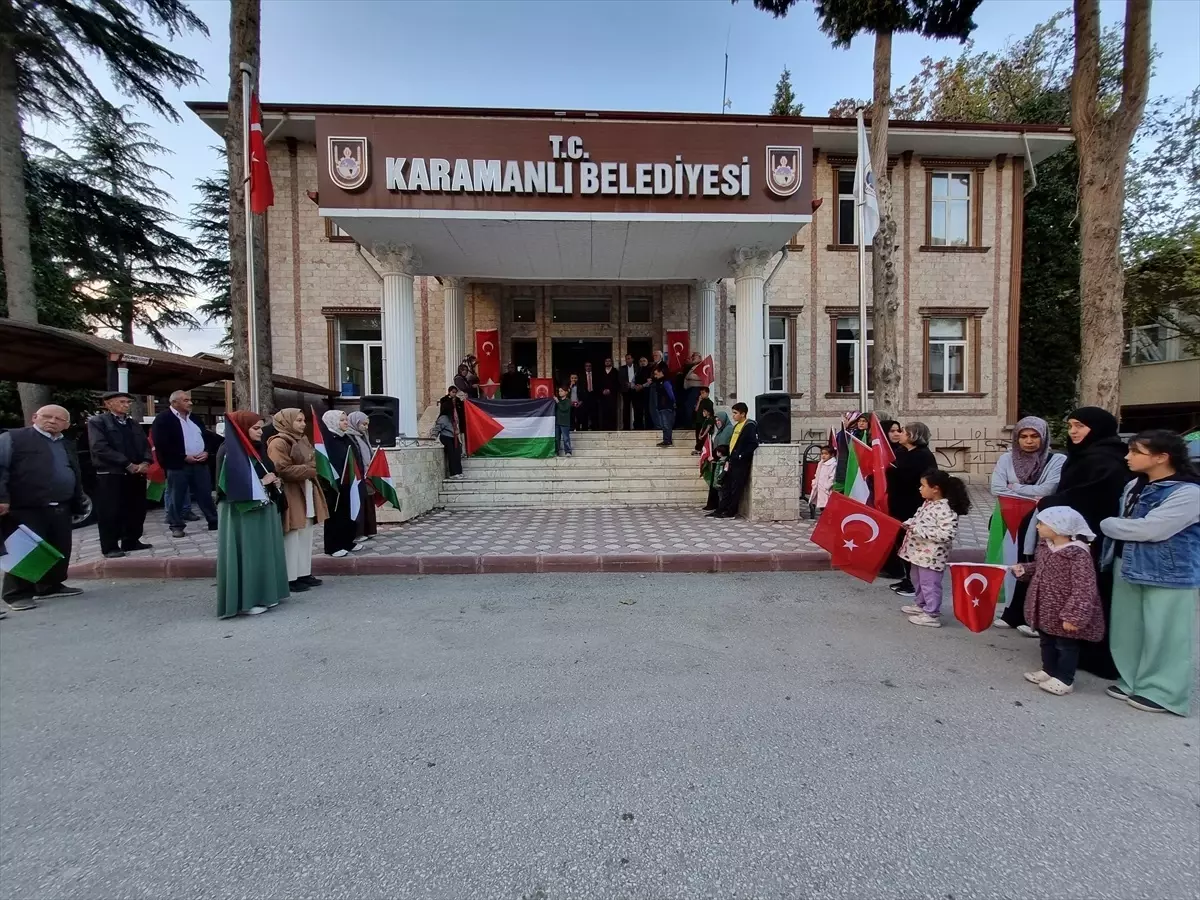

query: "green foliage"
xmin=189 ymin=154 xmax=232 ymax=349
xmin=743 ymin=0 xmax=981 ymax=44
xmin=770 ymin=67 xmax=804 ymax=116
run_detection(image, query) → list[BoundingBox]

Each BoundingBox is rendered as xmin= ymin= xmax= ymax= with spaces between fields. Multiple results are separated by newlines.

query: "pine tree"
xmin=770 ymin=67 xmax=804 ymax=116
xmin=189 ymin=157 xmax=233 ymax=349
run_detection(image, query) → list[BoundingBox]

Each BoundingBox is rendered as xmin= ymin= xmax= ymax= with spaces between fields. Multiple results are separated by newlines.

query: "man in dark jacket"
xmin=713 ymin=402 xmax=759 ymax=518
xmin=0 ymin=405 xmax=87 ymax=609
xmin=88 ymin=391 xmax=153 ymax=559
xmin=150 ymin=390 xmax=218 ymax=538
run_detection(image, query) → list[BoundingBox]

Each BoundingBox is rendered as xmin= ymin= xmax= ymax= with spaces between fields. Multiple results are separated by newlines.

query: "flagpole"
xmin=855 ymin=107 xmax=869 ymax=415
xmin=240 ymin=62 xmax=259 ymax=414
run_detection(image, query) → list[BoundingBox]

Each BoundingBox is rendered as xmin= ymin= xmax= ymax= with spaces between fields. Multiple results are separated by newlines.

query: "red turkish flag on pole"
xmin=949 ymin=563 xmax=1008 ymax=633
xmin=666 ymin=330 xmax=689 ymax=373
xmin=692 ymin=355 xmax=714 ymax=386
xmin=248 ymin=93 xmax=274 ymax=214
xmin=868 ymin=413 xmax=896 ymax=515
xmin=475 ymin=329 xmax=500 ymax=398
xmin=810 ymin=492 xmax=904 ymax=583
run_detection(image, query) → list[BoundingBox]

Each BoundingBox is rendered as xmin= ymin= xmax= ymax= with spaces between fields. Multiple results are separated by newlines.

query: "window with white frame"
xmin=837 ymin=169 xmax=857 ymax=245
xmin=337 ymin=316 xmax=384 ymax=397
xmin=929 ymin=172 xmax=971 ymax=246
xmin=834 ymin=316 xmax=874 ymax=394
xmin=767 ymin=315 xmax=788 ymax=392
xmin=927 ymin=317 xmax=967 ymax=392
xmin=326 ymin=219 xmax=353 ymax=242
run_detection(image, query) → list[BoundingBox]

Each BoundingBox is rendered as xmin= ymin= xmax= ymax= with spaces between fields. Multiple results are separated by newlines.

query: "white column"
xmin=442 ymin=276 xmax=466 ymax=391
xmin=695 ymin=279 xmax=717 ymax=361
xmin=732 ymin=248 xmax=774 ymax=406
xmin=371 ymin=242 xmax=421 ymax=441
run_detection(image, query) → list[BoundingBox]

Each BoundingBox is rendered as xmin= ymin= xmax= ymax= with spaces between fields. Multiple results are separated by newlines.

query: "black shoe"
xmin=288 ymin=580 xmax=311 ymax=593
xmin=1105 ymin=685 xmax=1130 ymax=701
xmin=5 ymin=596 xmax=37 ymax=611
xmin=170 ymin=528 xmax=186 ymax=539
xmin=1127 ymin=694 xmax=1168 ymax=713
xmin=102 ymin=550 xmax=126 ymax=559
xmin=183 ymin=512 xmax=201 ymax=522
xmin=714 ymin=512 xmax=734 ymax=519
xmin=299 ymin=575 xmax=323 ymax=587
xmin=702 ymin=506 xmax=717 ymax=511
xmin=656 ymin=442 xmax=668 ymax=447
xmin=705 ymin=511 xmax=720 ymax=517
xmin=122 ymin=541 xmax=154 ymax=552
xmin=207 ymin=521 xmax=218 ymax=531
xmin=34 ymin=585 xmax=83 ymax=600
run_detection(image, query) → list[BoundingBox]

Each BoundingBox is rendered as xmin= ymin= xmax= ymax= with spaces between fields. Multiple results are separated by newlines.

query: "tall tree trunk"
xmin=1071 ymin=0 xmax=1151 ymax=414
xmin=0 ymin=0 xmax=50 ymax=418
xmin=869 ymin=30 xmax=901 ymax=415
xmin=225 ymin=0 xmax=274 ymax=413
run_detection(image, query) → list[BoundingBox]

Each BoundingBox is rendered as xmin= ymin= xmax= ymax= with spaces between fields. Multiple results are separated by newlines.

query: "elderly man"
xmin=150 ymin=391 xmax=218 ymax=538
xmin=0 ymin=405 xmax=87 ymax=609
xmin=88 ymin=391 xmax=153 ymax=559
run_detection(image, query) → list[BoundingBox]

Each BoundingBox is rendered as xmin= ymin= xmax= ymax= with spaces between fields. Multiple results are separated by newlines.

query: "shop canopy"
xmin=0 ymin=319 xmax=334 ymax=400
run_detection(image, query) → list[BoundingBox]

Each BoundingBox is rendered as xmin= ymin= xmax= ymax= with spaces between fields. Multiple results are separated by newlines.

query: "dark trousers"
xmin=94 ymin=473 xmax=148 ymax=553
xmin=622 ymin=393 xmax=635 ymax=430
xmin=2 ymin=505 xmax=73 ymax=598
xmin=600 ymin=396 xmax=618 ymax=430
xmin=658 ymin=408 xmax=675 ymax=445
xmin=441 ymin=435 xmax=462 ymax=476
xmin=704 ymin=486 xmax=719 ymax=510
xmin=717 ymin=461 xmax=751 ymax=516
xmin=1040 ymin=633 xmax=1082 ymax=685
xmin=322 ymin=486 xmax=358 ymax=555
xmin=632 ymin=392 xmax=649 ymax=430
xmin=166 ymin=464 xmax=217 ymax=528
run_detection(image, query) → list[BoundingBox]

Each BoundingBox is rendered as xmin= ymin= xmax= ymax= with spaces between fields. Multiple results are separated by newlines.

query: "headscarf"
xmin=226 ymin=410 xmax=263 ymax=442
xmin=1066 ymin=407 xmax=1119 ymax=455
xmin=323 ymin=409 xmax=348 ymax=435
xmin=1010 ymin=415 xmax=1051 ymax=484
xmin=1035 ymin=506 xmax=1096 ymax=542
xmin=270 ymin=408 xmax=315 ymax=465
xmin=713 ymin=410 xmax=734 ymax=447
xmin=346 ymin=411 xmax=373 ymax=465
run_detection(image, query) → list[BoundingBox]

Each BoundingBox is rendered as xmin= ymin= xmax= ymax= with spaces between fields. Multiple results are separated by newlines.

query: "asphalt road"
xmin=1 ymin=574 xmax=1198 ymax=900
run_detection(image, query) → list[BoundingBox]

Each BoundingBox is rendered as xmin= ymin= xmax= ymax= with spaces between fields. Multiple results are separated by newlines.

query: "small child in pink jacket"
xmin=813 ymin=446 xmax=836 ymax=514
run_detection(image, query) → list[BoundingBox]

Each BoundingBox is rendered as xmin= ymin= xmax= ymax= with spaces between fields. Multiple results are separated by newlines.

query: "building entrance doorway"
xmin=511 ymin=339 xmax=538 ymax=377
xmin=551 ymin=338 xmax=612 ymax=386
xmin=626 ymin=338 xmax=652 ymax=365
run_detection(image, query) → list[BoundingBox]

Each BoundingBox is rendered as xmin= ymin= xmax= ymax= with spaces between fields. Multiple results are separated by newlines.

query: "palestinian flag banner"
xmin=340 ymin=450 xmax=363 ymax=521
xmin=831 ymin=425 xmax=850 ymax=494
xmin=311 ymin=406 xmax=337 ymax=487
xmin=218 ymin=417 xmax=269 ymax=512
xmin=366 ymin=449 xmax=401 ymax=510
xmin=465 ymin=398 xmax=555 ymax=459
xmin=145 ymin=433 xmax=167 ymax=502
xmin=1 ymin=524 xmax=64 ymax=584
xmin=699 ymin=433 xmax=716 ymax=487
xmin=839 ymin=434 xmax=874 ymax=504
xmin=985 ymin=495 xmax=1038 ymax=608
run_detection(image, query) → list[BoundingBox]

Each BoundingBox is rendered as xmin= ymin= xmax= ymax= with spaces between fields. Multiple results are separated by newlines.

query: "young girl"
xmin=1011 ymin=507 xmax=1104 ymax=696
xmin=813 ymin=445 xmax=837 ymax=516
xmin=898 ymin=469 xmax=970 ymax=628
xmin=1100 ymin=430 xmax=1200 ymax=715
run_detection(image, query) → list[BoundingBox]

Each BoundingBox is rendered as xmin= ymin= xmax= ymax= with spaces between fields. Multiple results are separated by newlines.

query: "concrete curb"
xmin=68 ymin=548 xmax=986 ymax=579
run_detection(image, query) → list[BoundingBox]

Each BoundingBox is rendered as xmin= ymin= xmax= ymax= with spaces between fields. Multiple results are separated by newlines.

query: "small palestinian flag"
xmin=0 ymin=524 xmax=64 ymax=584
xmin=366 ymin=448 xmax=401 ymax=511
xmin=699 ymin=433 xmax=716 ymax=487
xmin=311 ymin=406 xmax=337 ymax=487
xmin=465 ymin=398 xmax=555 ymax=458
xmin=985 ymin=495 xmax=1038 ymax=608
xmin=146 ymin=434 xmax=167 ymax=501
xmin=340 ymin=450 xmax=363 ymax=521
xmin=218 ymin=417 xmax=269 ymax=512
xmin=839 ymin=434 xmax=874 ymax=505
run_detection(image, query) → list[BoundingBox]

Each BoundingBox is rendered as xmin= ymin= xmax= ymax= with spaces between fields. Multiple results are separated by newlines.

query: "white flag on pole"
xmin=854 ymin=109 xmax=880 ymax=243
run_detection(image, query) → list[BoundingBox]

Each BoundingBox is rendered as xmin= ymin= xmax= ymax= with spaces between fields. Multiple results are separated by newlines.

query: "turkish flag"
xmin=868 ymin=413 xmax=896 ymax=515
xmin=692 ymin=355 xmax=714 ymax=387
xmin=248 ymin=93 xmax=274 ymax=214
xmin=810 ymin=492 xmax=904 ymax=583
xmin=463 ymin=399 xmax=502 ymax=456
xmin=666 ymin=330 xmax=689 ymax=373
xmin=530 ymin=377 xmax=554 ymax=399
xmin=950 ymin=563 xmax=1008 ymax=633
xmin=475 ymin=330 xmax=500 ymax=398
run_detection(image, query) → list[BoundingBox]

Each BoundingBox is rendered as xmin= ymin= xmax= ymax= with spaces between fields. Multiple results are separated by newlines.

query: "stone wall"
xmin=374 ymin=444 xmax=445 ymax=524
xmin=742 ymin=444 xmax=803 ymax=522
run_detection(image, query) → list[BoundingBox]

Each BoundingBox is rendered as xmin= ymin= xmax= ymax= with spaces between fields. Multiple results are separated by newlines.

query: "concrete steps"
xmin=440 ymin=431 xmax=710 ymax=509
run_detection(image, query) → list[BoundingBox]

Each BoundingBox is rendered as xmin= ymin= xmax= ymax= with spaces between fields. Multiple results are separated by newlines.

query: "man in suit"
xmin=578 ymin=362 xmax=598 ymax=431
xmin=88 ymin=391 xmax=153 ymax=559
xmin=618 ymin=354 xmax=639 ymax=431
xmin=151 ymin=390 xmax=218 ymax=538
xmin=711 ymin=402 xmax=759 ymax=518
xmin=500 ymin=363 xmax=527 ymax=399
xmin=634 ymin=356 xmax=653 ymax=431
xmin=0 ymin=405 xmax=88 ymax=609
xmin=597 ymin=357 xmax=620 ymax=431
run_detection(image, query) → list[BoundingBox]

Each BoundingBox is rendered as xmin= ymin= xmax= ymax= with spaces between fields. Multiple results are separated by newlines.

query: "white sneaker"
xmin=1023 ymin=670 xmax=1052 ymax=684
xmin=331 ymin=549 xmax=349 ymax=558
xmin=900 ymin=604 xmax=924 ymax=615
xmin=1017 ymin=625 xmax=1040 ymax=638
xmin=908 ymin=613 xmax=942 ymax=628
xmin=353 ymin=536 xmax=369 ymax=544
xmin=993 ymin=618 xmax=1012 ymax=629
xmin=243 ymin=606 xmax=267 ymax=616
xmin=1038 ymin=677 xmax=1073 ymax=696
xmin=350 ymin=542 xmax=366 ymax=552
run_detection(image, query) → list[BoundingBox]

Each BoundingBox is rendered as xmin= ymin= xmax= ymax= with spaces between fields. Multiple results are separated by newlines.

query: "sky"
xmin=31 ymin=0 xmax=1200 ymax=357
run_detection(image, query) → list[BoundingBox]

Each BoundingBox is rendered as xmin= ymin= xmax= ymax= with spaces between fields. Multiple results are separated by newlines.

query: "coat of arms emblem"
xmin=328 ymin=136 xmax=369 ymax=191
xmin=765 ymin=146 xmax=803 ymax=197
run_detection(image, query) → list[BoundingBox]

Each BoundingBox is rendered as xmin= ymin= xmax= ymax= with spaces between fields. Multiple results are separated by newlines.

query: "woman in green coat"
xmin=216 ymin=410 xmax=290 ymax=618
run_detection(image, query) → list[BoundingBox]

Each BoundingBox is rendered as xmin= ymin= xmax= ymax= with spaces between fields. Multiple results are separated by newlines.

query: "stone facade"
xmin=265 ymin=141 xmax=1020 ymax=475
xmin=742 ymin=444 xmax=804 ymax=522
xmin=374 ymin=444 xmax=445 ymax=524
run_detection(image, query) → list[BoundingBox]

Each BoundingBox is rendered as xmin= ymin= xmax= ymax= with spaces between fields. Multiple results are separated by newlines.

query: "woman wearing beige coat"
xmin=267 ymin=408 xmax=329 ymax=593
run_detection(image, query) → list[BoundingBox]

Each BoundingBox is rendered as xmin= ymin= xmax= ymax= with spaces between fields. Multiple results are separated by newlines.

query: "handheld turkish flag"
xmin=692 ymin=355 xmax=714 ymax=386
xmin=666 ymin=330 xmax=689 ymax=373
xmin=530 ymin=377 xmax=554 ymax=399
xmin=810 ymin=491 xmax=904 ymax=583
xmin=950 ymin=563 xmax=1008 ymax=633
xmin=248 ymin=93 xmax=274 ymax=214
xmin=868 ymin=413 xmax=896 ymax=515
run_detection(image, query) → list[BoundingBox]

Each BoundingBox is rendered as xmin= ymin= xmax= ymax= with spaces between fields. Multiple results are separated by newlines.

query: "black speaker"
xmin=755 ymin=392 xmax=791 ymax=444
xmin=360 ymin=395 xmax=399 ymax=446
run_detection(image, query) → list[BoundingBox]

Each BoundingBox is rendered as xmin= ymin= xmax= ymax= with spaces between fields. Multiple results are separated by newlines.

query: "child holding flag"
xmin=813 ymin=445 xmax=837 ymax=516
xmin=1010 ymin=506 xmax=1103 ymax=696
xmin=899 ymin=469 xmax=970 ymax=628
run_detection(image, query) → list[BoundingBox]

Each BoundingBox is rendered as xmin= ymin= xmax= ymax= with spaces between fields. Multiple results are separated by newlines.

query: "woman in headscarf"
xmin=346 ymin=411 xmax=378 ymax=542
xmin=434 ymin=393 xmax=464 ymax=478
xmin=878 ymin=419 xmax=906 ymax=457
xmin=701 ymin=410 xmax=734 ymax=511
xmin=320 ymin=410 xmax=363 ymax=558
xmin=267 ymin=408 xmax=329 ymax=593
xmin=215 ymin=410 xmax=289 ymax=618
xmin=884 ymin=422 xmax=938 ymax=596
xmin=1038 ymin=407 xmax=1131 ymax=678
xmin=991 ymin=416 xmax=1067 ymax=632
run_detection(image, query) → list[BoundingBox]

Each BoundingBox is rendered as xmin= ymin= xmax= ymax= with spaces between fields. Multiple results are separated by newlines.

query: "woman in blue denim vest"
xmin=1100 ymin=430 xmax=1200 ymax=716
